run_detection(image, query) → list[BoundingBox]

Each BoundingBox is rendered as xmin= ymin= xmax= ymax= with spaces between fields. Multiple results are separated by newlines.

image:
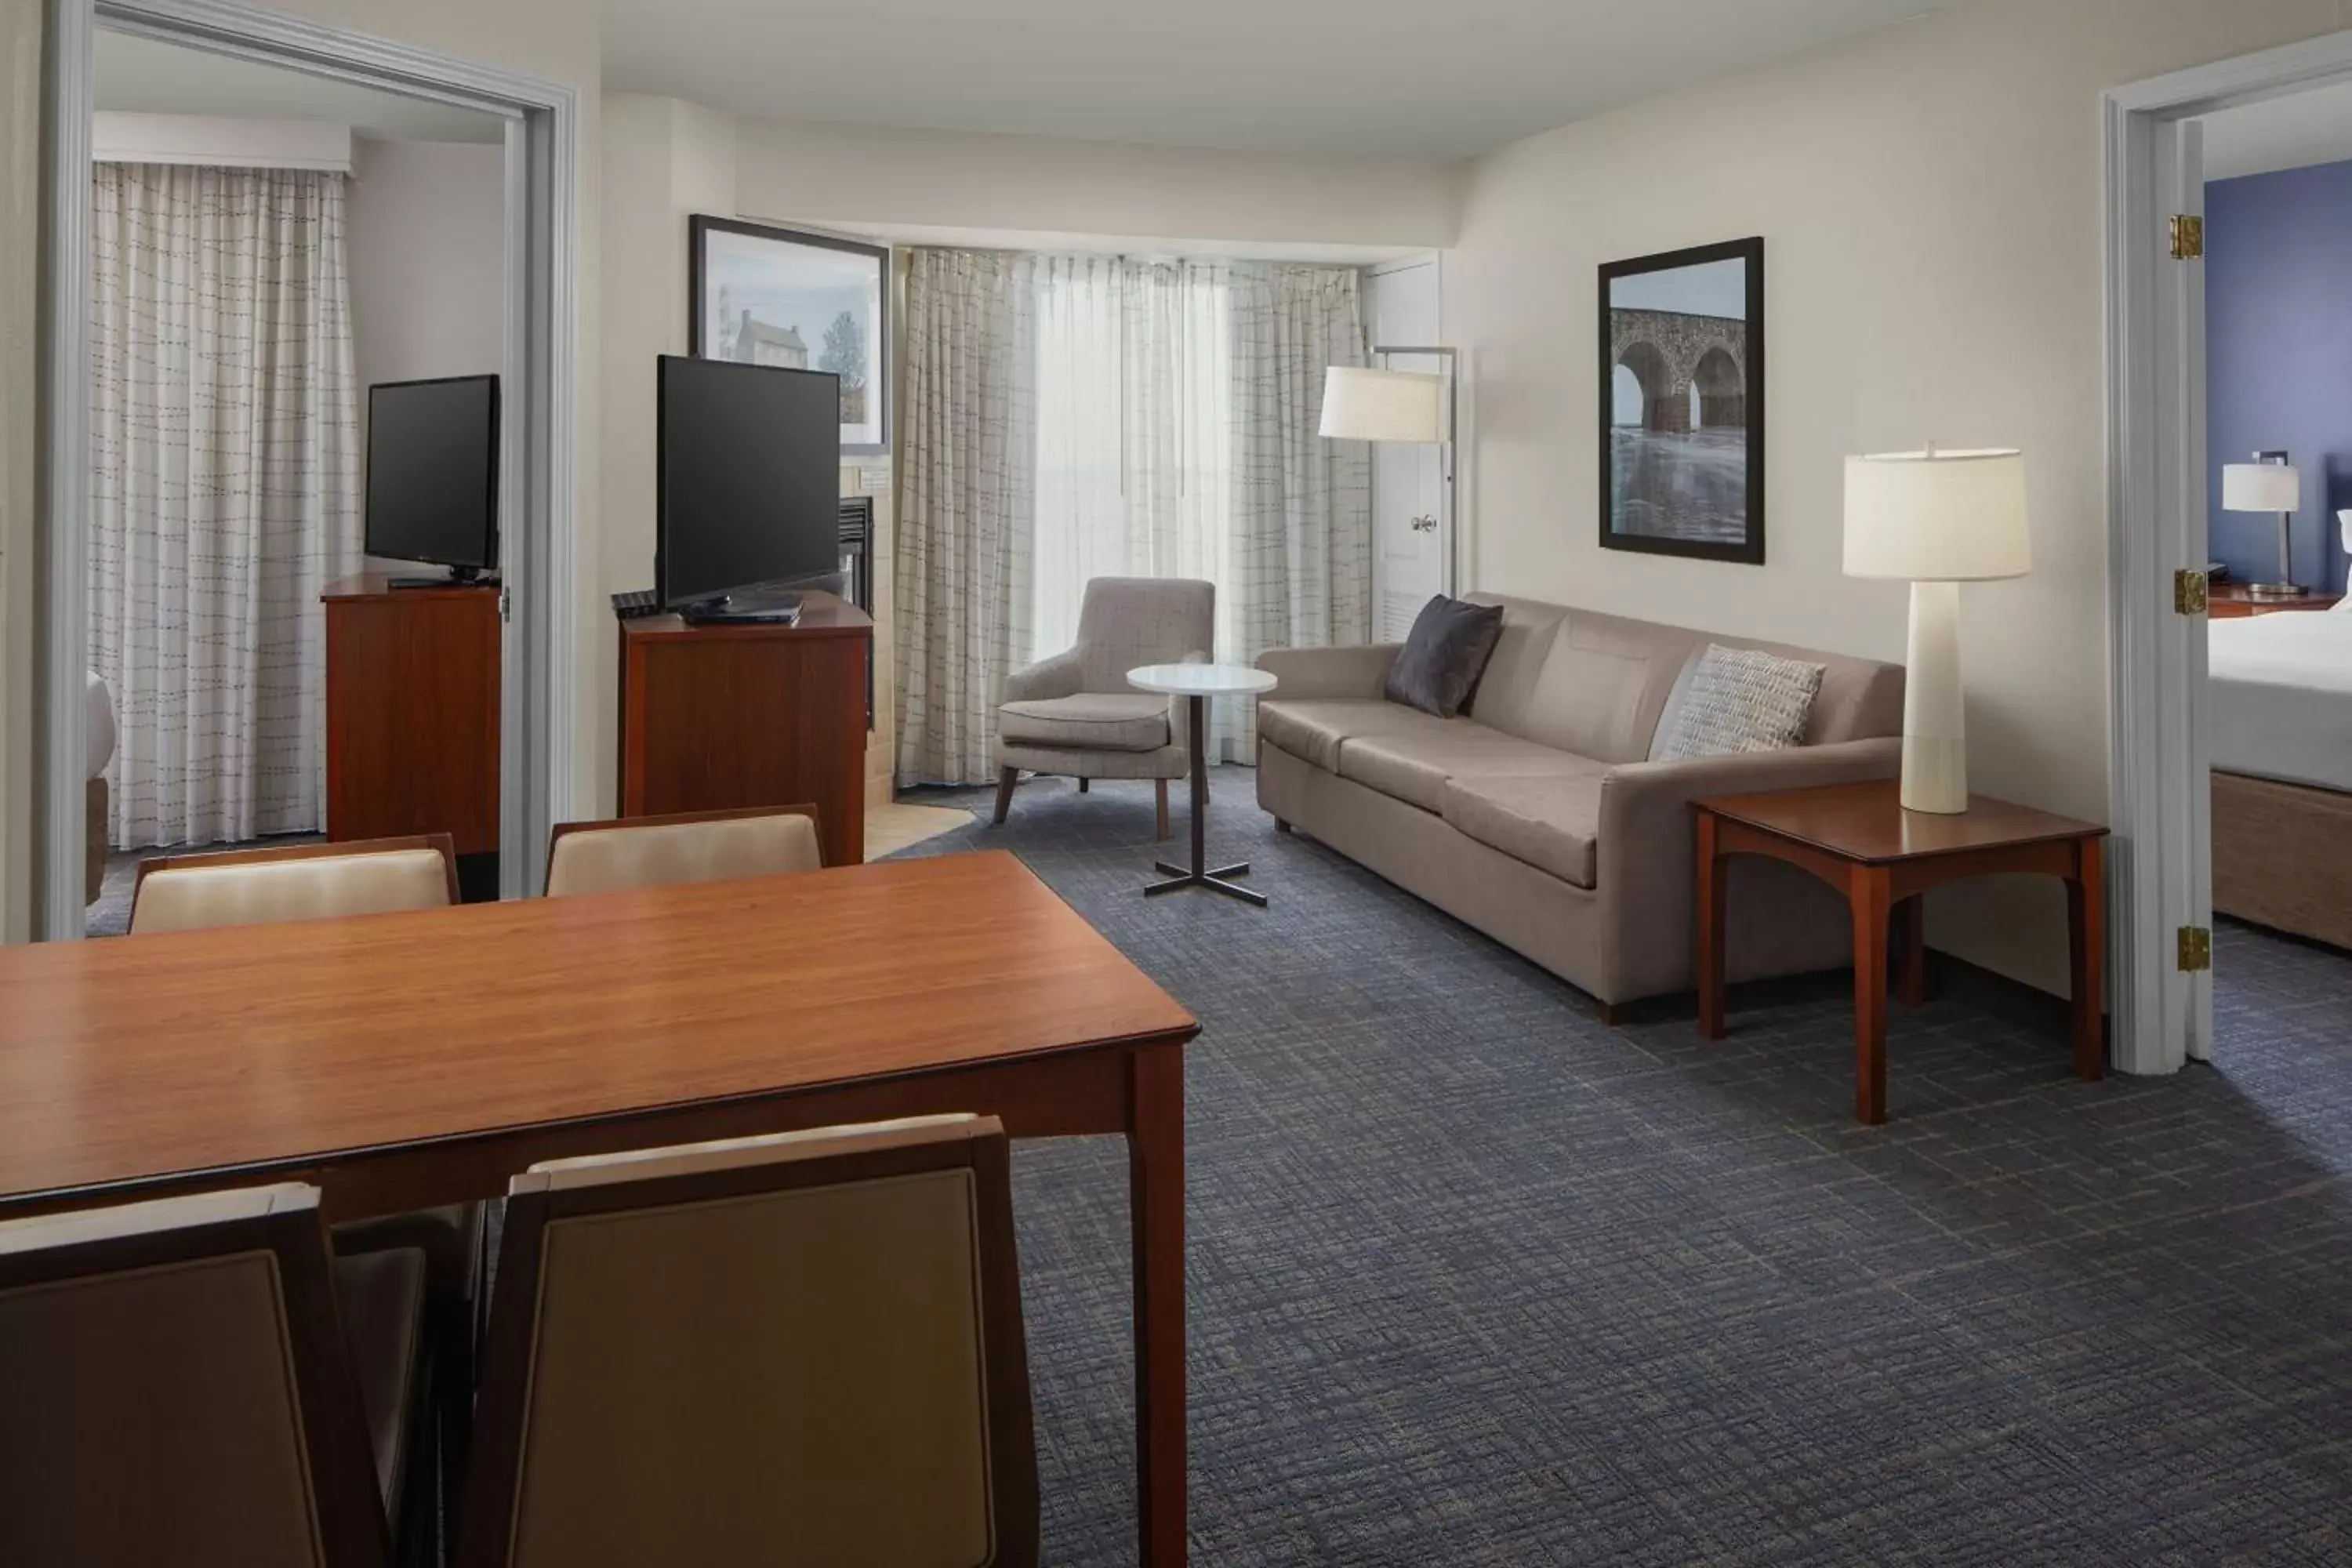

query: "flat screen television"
xmin=657 ymin=354 xmax=841 ymax=616
xmin=365 ymin=375 xmax=500 ymax=580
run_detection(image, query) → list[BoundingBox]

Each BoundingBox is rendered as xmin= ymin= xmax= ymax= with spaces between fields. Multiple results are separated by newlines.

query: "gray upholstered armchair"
xmin=993 ymin=577 xmax=1215 ymax=838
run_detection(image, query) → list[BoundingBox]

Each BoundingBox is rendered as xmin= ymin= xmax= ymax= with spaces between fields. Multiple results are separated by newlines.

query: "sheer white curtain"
xmin=88 ymin=162 xmax=361 ymax=848
xmin=896 ymin=247 xmax=1369 ymax=780
xmin=1031 ymin=258 xmax=1367 ymax=760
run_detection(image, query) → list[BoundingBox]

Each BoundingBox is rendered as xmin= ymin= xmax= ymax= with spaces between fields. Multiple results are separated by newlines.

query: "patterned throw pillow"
xmin=1385 ymin=597 xmax=1507 ymax=718
xmin=1650 ymin=644 xmax=1826 ymax=761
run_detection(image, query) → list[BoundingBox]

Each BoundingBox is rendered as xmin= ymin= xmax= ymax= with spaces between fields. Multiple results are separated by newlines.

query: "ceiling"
xmin=601 ymin=0 xmax=1945 ymax=161
xmin=2204 ymin=82 xmax=2352 ymax=183
xmin=94 ymin=29 xmax=506 ymax=144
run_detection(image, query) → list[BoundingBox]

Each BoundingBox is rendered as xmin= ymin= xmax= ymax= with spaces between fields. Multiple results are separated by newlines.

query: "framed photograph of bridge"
xmin=690 ymin=216 xmax=891 ymax=454
xmin=1599 ymin=237 xmax=1765 ymax=564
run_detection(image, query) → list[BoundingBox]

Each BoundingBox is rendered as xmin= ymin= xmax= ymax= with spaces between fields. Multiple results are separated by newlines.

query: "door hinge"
xmin=2177 ymin=925 xmax=2212 ymax=973
xmin=499 ymin=586 xmax=511 ymax=623
xmin=2173 ymin=568 xmax=2209 ymax=616
xmin=2169 ymin=214 xmax=2205 ymax=260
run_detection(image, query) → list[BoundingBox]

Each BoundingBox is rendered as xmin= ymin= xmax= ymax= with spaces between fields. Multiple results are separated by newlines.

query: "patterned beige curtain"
xmin=895 ymin=249 xmax=1038 ymax=786
xmin=1222 ymin=263 xmax=1370 ymax=759
xmin=88 ymin=162 xmax=361 ymax=848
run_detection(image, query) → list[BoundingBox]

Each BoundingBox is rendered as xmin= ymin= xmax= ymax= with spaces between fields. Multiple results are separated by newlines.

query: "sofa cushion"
xmin=1384 ymin=597 xmax=1506 ymax=717
xmin=1338 ymin=724 xmax=1599 ymax=814
xmin=1441 ymin=772 xmax=1606 ymax=890
xmin=998 ymin=693 xmax=1171 ymax=752
xmin=1257 ymin=699 xmax=1460 ymax=772
xmin=1650 ymin=644 xmax=1825 ymax=761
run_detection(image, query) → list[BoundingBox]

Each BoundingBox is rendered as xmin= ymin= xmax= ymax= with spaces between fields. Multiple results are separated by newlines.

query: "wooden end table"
xmin=1693 ymin=779 xmax=2109 ymax=1125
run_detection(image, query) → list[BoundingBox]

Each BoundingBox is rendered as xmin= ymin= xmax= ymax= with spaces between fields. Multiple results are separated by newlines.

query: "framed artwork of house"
xmin=689 ymin=216 xmax=891 ymax=454
xmin=1599 ymin=236 xmax=1766 ymax=564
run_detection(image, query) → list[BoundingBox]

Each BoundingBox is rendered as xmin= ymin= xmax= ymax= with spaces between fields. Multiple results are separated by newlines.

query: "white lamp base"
xmin=1901 ymin=579 xmax=1969 ymax=814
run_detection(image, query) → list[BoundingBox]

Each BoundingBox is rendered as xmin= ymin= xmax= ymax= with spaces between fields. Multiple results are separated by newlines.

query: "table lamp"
xmin=2221 ymin=453 xmax=2301 ymax=598
xmin=1844 ymin=446 xmax=2031 ymax=815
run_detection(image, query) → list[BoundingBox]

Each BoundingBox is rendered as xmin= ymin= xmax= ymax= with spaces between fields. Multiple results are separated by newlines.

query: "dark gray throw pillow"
xmin=1384 ymin=596 xmax=1505 ymax=718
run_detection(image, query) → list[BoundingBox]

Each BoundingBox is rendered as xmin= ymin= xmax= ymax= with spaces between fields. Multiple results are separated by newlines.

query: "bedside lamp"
xmin=1844 ymin=447 xmax=2031 ymax=815
xmin=2222 ymin=454 xmax=2302 ymax=598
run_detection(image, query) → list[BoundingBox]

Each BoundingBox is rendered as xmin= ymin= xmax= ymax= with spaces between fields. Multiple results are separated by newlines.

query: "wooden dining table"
xmin=0 ymin=848 xmax=1200 ymax=1567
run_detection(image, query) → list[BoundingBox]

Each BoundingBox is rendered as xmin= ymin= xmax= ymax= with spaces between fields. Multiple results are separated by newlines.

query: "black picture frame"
xmin=689 ymin=215 xmax=891 ymax=456
xmin=1599 ymin=236 xmax=1766 ymax=565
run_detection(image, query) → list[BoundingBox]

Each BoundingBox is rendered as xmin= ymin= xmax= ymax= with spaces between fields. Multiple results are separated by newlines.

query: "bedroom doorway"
xmin=40 ymin=0 xmax=580 ymax=938
xmin=2106 ymin=33 xmax=2352 ymax=1073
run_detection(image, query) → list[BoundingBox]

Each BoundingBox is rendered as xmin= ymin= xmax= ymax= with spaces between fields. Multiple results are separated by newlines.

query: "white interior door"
xmin=2169 ymin=115 xmax=2215 ymax=1062
xmin=1366 ymin=257 xmax=1447 ymax=637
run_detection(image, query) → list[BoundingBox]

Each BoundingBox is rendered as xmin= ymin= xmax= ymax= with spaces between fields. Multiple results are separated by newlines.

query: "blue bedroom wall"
xmin=2206 ymin=158 xmax=2352 ymax=594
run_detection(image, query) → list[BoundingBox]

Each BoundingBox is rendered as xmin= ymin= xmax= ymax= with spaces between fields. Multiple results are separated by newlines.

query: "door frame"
xmin=38 ymin=0 xmax=579 ymax=935
xmin=2103 ymin=29 xmax=2352 ymax=1072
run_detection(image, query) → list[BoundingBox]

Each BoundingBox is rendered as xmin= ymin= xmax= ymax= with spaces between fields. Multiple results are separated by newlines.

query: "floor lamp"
xmin=1843 ymin=447 xmax=2032 ymax=815
xmin=1321 ymin=350 xmax=1458 ymax=595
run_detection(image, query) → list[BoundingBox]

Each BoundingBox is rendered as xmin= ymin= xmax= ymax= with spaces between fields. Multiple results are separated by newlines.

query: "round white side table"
xmin=1128 ymin=663 xmax=1279 ymax=906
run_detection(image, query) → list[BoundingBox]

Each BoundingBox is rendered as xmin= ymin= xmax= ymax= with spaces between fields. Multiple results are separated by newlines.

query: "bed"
xmin=86 ymin=671 xmax=115 ymax=906
xmin=2209 ymin=607 xmax=2352 ymax=949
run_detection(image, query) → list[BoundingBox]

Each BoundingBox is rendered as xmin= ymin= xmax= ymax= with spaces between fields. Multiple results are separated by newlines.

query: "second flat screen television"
xmin=658 ymin=354 xmax=840 ymax=615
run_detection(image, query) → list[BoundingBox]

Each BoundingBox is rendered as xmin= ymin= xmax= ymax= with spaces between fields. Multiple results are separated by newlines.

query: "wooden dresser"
xmin=2208 ymin=583 xmax=2342 ymax=618
xmin=321 ymin=575 xmax=500 ymax=855
xmin=616 ymin=591 xmax=873 ymax=867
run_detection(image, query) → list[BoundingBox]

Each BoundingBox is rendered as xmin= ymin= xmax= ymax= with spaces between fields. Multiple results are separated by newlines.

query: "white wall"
xmin=347 ymin=136 xmax=507 ymax=574
xmin=731 ymin=115 xmax=1459 ymax=253
xmin=347 ymin=137 xmax=505 ymax=393
xmin=1449 ymin=0 xmax=2347 ymax=996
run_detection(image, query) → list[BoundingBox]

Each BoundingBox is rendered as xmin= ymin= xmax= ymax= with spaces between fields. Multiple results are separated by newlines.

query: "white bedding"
xmin=85 ymin=670 xmax=116 ymax=781
xmin=2209 ymin=610 xmax=2352 ymax=793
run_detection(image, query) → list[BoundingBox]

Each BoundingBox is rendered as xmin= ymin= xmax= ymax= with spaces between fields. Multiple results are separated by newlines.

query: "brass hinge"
xmin=2173 ymin=568 xmax=2209 ymax=616
xmin=2169 ymin=214 xmax=2205 ymax=260
xmin=2177 ymin=925 xmax=2212 ymax=973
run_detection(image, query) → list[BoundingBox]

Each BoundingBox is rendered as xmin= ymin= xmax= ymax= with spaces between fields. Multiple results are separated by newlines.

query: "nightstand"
xmin=2207 ymin=583 xmax=2342 ymax=618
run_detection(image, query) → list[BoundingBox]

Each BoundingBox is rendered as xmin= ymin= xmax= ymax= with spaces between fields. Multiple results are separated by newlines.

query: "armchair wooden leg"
xmin=992 ymin=768 xmax=1018 ymax=826
xmin=1154 ymin=779 xmax=1171 ymax=840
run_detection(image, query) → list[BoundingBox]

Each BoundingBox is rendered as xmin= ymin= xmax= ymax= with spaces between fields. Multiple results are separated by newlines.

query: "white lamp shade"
xmin=2222 ymin=463 xmax=2300 ymax=513
xmin=1320 ymin=366 xmax=1446 ymax=442
xmin=1843 ymin=448 xmax=2031 ymax=582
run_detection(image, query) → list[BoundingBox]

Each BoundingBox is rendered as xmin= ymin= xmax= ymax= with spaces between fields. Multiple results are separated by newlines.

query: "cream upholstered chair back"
xmin=458 ymin=1116 xmax=1038 ymax=1568
xmin=543 ymin=804 xmax=823 ymax=898
xmin=0 ymin=1185 xmax=392 ymax=1568
xmin=1071 ymin=576 xmax=1216 ymax=693
xmin=130 ymin=835 xmax=458 ymax=936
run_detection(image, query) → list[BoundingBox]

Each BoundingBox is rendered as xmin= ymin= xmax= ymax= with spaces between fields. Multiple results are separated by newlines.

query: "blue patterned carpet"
xmin=897 ymin=770 xmax=2352 ymax=1566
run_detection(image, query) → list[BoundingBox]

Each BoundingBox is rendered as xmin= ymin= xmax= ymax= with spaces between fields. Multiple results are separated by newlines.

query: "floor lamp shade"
xmin=1319 ymin=366 xmax=1447 ymax=442
xmin=1844 ymin=448 xmax=2031 ymax=815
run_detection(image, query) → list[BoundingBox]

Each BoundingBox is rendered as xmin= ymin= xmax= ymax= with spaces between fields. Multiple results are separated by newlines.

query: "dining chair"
xmin=459 ymin=1115 xmax=1039 ymax=1568
xmin=0 ymin=1182 xmax=426 ymax=1568
xmin=129 ymin=833 xmax=459 ymax=935
xmin=543 ymin=803 xmax=824 ymax=898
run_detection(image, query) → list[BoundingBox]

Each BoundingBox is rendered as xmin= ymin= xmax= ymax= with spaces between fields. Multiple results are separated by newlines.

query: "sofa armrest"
xmin=999 ymin=648 xmax=1085 ymax=706
xmin=1592 ymin=738 xmax=1903 ymax=1002
xmin=1255 ymin=644 xmax=1403 ymax=702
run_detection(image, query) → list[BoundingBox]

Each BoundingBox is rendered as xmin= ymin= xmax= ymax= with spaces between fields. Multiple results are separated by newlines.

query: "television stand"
xmin=681 ymin=591 xmax=802 ymax=626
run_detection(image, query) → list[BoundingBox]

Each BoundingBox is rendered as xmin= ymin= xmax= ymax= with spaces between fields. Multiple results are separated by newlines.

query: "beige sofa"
xmin=1255 ymin=595 xmax=1906 ymax=1014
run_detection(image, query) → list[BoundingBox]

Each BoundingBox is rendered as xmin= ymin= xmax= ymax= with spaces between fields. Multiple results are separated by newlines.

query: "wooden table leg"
xmin=1850 ymin=866 xmax=1892 ymax=1125
xmin=1893 ymin=895 xmax=1929 ymax=1007
xmin=1129 ymin=1044 xmax=1187 ymax=1567
xmin=2069 ymin=835 xmax=2106 ymax=1081
xmin=1697 ymin=810 xmax=1727 ymax=1040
